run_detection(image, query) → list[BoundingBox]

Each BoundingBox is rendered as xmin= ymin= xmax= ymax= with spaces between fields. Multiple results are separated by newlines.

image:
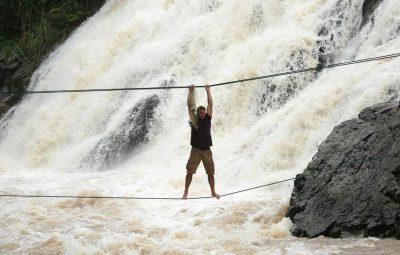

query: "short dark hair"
xmin=197 ymin=106 xmax=206 ymax=112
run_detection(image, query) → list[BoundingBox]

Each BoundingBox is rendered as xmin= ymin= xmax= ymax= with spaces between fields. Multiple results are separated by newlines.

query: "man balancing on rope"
xmin=182 ymin=84 xmax=220 ymax=200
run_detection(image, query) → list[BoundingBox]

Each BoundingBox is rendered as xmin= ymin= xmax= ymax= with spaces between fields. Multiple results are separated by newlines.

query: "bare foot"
xmin=182 ymin=191 xmax=188 ymax=200
xmin=211 ymin=192 xmax=220 ymax=200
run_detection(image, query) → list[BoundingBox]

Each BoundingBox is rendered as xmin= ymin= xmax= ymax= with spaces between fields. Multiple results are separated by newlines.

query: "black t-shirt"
xmin=191 ymin=114 xmax=213 ymax=150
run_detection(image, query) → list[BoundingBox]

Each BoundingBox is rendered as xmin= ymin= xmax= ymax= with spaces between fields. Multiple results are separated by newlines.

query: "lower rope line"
xmin=0 ymin=152 xmax=398 ymax=200
xmin=0 ymin=177 xmax=296 ymax=200
xmin=220 ymin=178 xmax=296 ymax=197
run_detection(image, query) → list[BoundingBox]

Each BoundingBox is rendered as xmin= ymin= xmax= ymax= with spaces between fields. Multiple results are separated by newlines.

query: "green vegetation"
xmin=0 ymin=0 xmax=104 ymax=65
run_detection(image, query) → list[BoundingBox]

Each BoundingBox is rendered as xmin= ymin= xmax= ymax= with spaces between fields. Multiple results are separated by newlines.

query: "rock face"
xmin=362 ymin=0 xmax=384 ymax=26
xmin=0 ymin=1 xmax=105 ymax=112
xmin=0 ymin=102 xmax=10 ymax=116
xmin=286 ymin=101 xmax=400 ymax=239
xmin=0 ymin=53 xmax=25 ymax=107
xmin=81 ymin=94 xmax=160 ymax=169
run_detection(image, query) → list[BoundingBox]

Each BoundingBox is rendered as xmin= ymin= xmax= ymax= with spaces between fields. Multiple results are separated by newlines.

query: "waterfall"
xmin=1 ymin=0 xmax=399 ymax=253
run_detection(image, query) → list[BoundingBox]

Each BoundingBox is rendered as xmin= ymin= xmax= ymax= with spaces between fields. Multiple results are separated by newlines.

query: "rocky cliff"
xmin=0 ymin=1 xmax=105 ymax=116
xmin=286 ymin=101 xmax=400 ymax=239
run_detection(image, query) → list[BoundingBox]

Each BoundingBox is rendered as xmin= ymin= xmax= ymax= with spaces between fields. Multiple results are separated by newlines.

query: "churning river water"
xmin=1 ymin=0 xmax=400 ymax=254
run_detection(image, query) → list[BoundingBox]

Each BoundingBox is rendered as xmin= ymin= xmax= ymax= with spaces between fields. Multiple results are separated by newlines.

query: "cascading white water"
xmin=1 ymin=0 xmax=400 ymax=253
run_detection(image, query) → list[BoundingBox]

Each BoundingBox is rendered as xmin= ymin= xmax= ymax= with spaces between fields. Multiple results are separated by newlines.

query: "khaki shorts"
xmin=186 ymin=147 xmax=215 ymax=175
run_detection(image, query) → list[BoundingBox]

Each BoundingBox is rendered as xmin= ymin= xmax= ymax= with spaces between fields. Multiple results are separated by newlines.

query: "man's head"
xmin=197 ymin=106 xmax=206 ymax=120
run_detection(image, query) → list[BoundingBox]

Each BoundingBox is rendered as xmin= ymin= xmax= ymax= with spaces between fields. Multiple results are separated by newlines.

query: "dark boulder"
xmin=286 ymin=101 xmax=400 ymax=239
xmin=362 ymin=0 xmax=383 ymax=27
xmin=0 ymin=102 xmax=10 ymax=117
xmin=0 ymin=53 xmax=22 ymax=104
xmin=81 ymin=94 xmax=160 ymax=169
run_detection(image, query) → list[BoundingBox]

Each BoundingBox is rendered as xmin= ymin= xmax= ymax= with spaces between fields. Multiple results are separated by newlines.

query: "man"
xmin=182 ymin=84 xmax=220 ymax=200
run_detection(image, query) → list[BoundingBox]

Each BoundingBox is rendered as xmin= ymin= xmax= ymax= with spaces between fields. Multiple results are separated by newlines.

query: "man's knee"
xmin=186 ymin=159 xmax=199 ymax=174
xmin=205 ymin=164 xmax=215 ymax=175
xmin=186 ymin=168 xmax=196 ymax=174
xmin=203 ymin=159 xmax=215 ymax=175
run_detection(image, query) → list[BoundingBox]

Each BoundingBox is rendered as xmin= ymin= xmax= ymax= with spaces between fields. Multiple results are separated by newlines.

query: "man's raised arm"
xmin=205 ymin=84 xmax=212 ymax=117
xmin=187 ymin=85 xmax=195 ymax=115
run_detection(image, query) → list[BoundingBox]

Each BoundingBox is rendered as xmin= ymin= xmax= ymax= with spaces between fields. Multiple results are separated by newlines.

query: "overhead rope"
xmin=210 ymin=52 xmax=400 ymax=87
xmin=0 ymin=151 xmax=398 ymax=200
xmin=1 ymin=52 xmax=400 ymax=95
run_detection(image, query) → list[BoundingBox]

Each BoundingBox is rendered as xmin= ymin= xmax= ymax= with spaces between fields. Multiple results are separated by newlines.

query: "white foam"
xmin=1 ymin=0 xmax=400 ymax=253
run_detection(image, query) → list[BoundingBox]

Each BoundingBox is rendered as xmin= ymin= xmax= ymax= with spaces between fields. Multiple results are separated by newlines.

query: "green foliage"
xmin=0 ymin=0 xmax=104 ymax=65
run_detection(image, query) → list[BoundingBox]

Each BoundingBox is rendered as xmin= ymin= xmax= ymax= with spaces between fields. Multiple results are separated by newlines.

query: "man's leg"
xmin=183 ymin=148 xmax=201 ymax=200
xmin=182 ymin=173 xmax=193 ymax=200
xmin=207 ymin=174 xmax=220 ymax=199
xmin=203 ymin=149 xmax=220 ymax=199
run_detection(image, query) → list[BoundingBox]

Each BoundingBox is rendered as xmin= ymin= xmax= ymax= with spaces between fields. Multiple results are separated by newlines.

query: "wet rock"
xmin=81 ymin=94 xmax=160 ymax=169
xmin=0 ymin=53 xmax=21 ymax=95
xmin=362 ymin=0 xmax=383 ymax=27
xmin=287 ymin=101 xmax=400 ymax=239
xmin=0 ymin=102 xmax=10 ymax=116
xmin=0 ymin=53 xmax=33 ymax=109
xmin=256 ymin=49 xmax=314 ymax=115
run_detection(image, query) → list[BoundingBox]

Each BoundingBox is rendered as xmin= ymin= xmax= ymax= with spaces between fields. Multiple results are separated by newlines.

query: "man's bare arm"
xmin=187 ymin=85 xmax=195 ymax=115
xmin=205 ymin=84 xmax=212 ymax=117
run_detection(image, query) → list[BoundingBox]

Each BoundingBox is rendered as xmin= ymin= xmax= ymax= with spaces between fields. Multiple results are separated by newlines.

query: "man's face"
xmin=198 ymin=109 xmax=206 ymax=120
